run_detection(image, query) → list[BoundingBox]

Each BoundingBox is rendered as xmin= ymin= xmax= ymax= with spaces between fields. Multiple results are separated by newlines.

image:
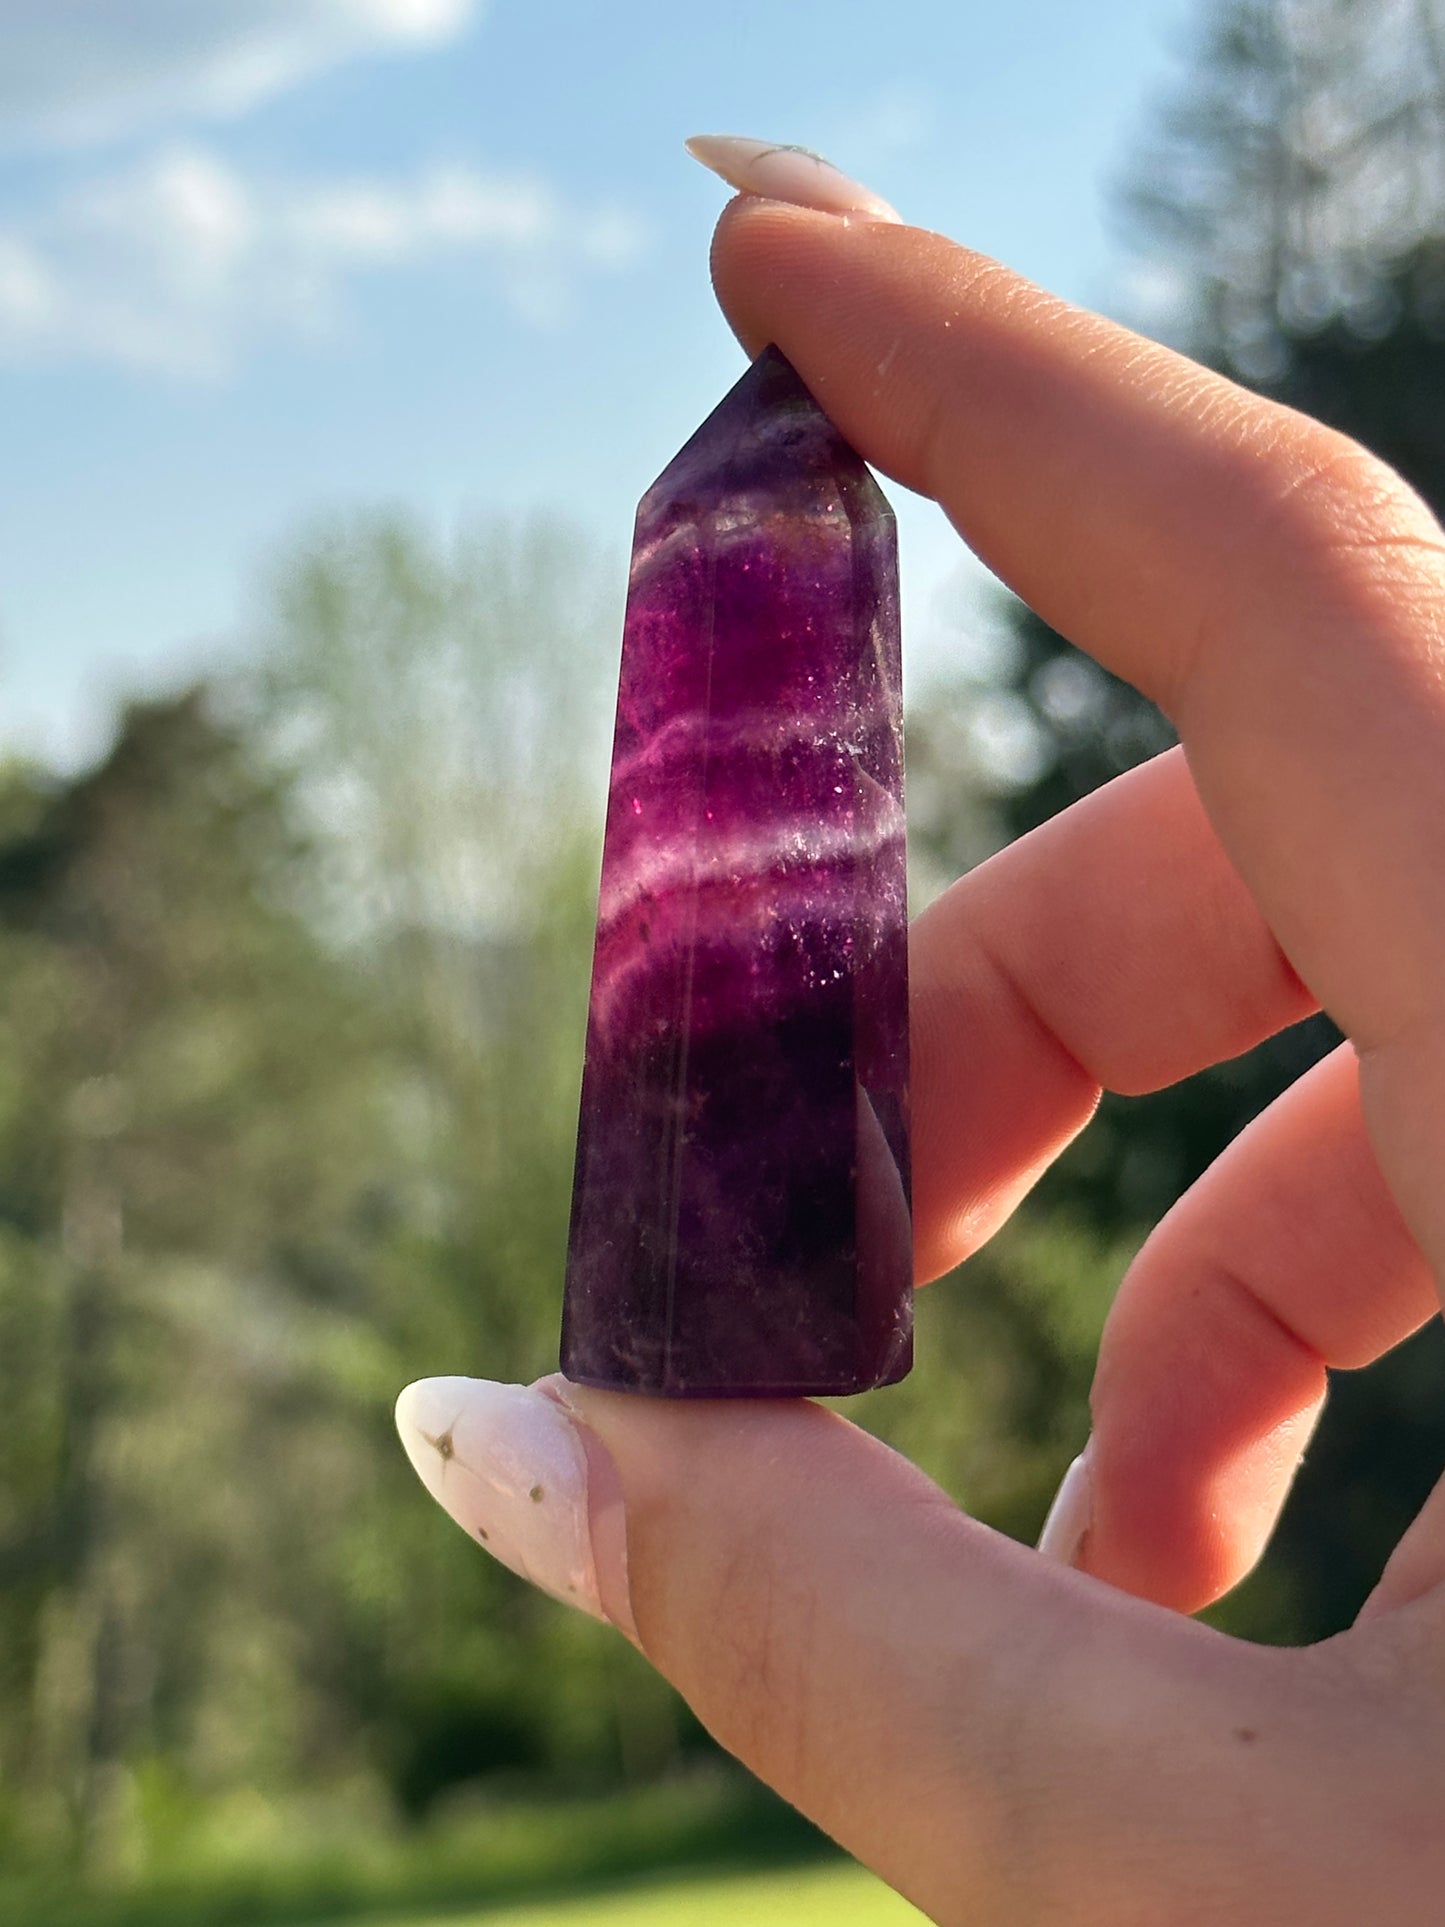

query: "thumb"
xmin=394 ymin=1374 xmax=1391 ymax=1925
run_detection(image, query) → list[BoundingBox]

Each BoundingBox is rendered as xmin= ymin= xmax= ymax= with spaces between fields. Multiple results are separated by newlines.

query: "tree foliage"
xmin=0 ymin=519 xmax=700 ymax=1884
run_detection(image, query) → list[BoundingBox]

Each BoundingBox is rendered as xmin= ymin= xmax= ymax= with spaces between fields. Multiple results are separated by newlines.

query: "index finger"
xmin=710 ymin=198 xmax=1445 ymax=1269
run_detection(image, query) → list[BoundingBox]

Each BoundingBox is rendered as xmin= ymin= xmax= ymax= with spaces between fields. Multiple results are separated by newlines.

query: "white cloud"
xmin=291 ymin=168 xmax=562 ymax=262
xmin=0 ymin=236 xmax=54 ymax=329
xmin=0 ymin=0 xmax=479 ymax=148
xmin=0 ymin=145 xmax=647 ymax=377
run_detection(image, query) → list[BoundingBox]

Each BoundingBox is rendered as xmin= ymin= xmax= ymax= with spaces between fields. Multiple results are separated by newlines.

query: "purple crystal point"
xmin=561 ymin=345 xmax=911 ymax=1397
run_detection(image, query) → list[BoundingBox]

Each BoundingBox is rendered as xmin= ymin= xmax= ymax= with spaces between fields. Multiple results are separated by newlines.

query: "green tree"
xmin=0 ymin=694 xmax=392 ymax=1866
xmin=252 ymin=512 xmax=692 ymax=1813
xmin=0 ymin=513 xmax=688 ymax=1880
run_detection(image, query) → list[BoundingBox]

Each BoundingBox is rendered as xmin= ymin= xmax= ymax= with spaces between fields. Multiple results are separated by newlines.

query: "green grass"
xmin=0 ymin=1775 xmax=854 ymax=1927
xmin=369 ymin=1862 xmax=925 ymax=1926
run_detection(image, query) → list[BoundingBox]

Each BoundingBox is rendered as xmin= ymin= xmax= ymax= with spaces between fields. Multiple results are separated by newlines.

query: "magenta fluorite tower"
xmin=561 ymin=346 xmax=911 ymax=1397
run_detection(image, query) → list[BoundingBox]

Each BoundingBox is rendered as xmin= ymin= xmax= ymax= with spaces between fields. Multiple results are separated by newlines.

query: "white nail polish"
xmin=395 ymin=1376 xmax=607 ymax=1620
xmin=1036 ymin=1442 xmax=1093 ymax=1567
xmin=685 ymin=135 xmax=901 ymax=223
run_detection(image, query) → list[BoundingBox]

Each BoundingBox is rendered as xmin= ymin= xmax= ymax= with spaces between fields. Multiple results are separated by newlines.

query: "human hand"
xmin=396 ymin=140 xmax=1445 ymax=1925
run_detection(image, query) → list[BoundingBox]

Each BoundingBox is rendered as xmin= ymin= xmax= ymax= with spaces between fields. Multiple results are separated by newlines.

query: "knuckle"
xmin=1260 ymin=426 xmax=1445 ymax=581
xmin=1174 ymin=415 xmax=1445 ymax=718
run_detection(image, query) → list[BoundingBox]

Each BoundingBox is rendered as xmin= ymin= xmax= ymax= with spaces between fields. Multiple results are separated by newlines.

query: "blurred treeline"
xmin=3 ymin=0 xmax=1445 ymax=1911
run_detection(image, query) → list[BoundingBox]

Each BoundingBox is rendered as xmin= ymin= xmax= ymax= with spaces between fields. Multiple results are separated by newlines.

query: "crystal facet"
xmin=561 ymin=346 xmax=911 ymax=1397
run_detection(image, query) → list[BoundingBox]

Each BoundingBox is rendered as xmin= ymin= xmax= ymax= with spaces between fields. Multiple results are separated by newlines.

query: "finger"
xmin=711 ymin=199 xmax=1445 ymax=1271
xmin=1361 ymin=1471 xmax=1445 ymax=1624
xmin=396 ymin=1373 xmax=1428 ymax=1922
xmin=1067 ymin=1044 xmax=1437 ymax=1612
xmin=910 ymin=746 xmax=1313 ymax=1282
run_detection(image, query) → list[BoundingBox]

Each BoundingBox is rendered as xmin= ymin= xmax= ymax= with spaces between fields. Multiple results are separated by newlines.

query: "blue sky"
xmin=0 ymin=0 xmax=1193 ymax=766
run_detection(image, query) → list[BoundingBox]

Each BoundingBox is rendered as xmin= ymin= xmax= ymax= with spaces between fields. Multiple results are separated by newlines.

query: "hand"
xmin=396 ymin=141 xmax=1445 ymax=1925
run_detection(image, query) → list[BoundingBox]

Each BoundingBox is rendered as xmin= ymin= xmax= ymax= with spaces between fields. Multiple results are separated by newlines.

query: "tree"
xmin=1129 ymin=0 xmax=1445 ymax=385
xmin=0 ymin=693 xmax=391 ymax=1865
xmin=0 ymin=515 xmax=677 ymax=1874
xmin=250 ymin=513 xmax=691 ymax=1811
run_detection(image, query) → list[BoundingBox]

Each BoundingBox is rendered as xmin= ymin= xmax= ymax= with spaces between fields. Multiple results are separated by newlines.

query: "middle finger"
xmin=912 ymin=747 xmax=1314 ymax=1281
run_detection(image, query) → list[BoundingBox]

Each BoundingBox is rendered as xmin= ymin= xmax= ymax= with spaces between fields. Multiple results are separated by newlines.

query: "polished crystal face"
xmin=561 ymin=346 xmax=911 ymax=1396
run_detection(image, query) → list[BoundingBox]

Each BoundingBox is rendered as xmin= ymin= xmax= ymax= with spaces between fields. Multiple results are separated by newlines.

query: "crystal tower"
xmin=561 ymin=347 xmax=911 ymax=1396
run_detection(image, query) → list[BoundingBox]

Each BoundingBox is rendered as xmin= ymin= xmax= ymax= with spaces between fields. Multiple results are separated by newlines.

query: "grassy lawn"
xmin=0 ymin=1782 xmax=926 ymax=1927
xmin=373 ymin=1861 xmax=926 ymax=1926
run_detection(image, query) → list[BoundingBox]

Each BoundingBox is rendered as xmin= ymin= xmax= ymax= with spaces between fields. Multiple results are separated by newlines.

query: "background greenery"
xmin=3 ymin=1 xmax=1445 ymax=1917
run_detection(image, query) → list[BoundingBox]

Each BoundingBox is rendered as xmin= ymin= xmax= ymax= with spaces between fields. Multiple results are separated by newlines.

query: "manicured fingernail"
xmin=394 ymin=1375 xmax=636 ymax=1638
xmin=1037 ymin=1442 xmax=1093 ymax=1568
xmin=685 ymin=135 xmax=901 ymax=223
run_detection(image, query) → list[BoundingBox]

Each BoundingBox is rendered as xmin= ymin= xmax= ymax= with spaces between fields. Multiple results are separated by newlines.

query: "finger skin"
xmin=710 ymin=200 xmax=1445 ymax=1279
xmin=1086 ymin=1044 xmax=1437 ymax=1611
xmin=564 ymin=1385 xmax=1445 ymax=1926
xmin=910 ymin=746 xmax=1313 ymax=1282
xmin=709 ymin=198 xmax=1445 ymax=1611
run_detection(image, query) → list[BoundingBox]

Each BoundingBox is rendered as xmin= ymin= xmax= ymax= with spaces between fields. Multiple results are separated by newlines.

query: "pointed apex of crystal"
xmin=561 ymin=346 xmax=911 ymax=1397
xmin=644 ymin=346 xmax=888 ymax=522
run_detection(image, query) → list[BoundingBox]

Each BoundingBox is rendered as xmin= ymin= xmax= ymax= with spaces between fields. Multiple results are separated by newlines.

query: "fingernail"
xmin=1036 ymin=1442 xmax=1093 ymax=1568
xmin=685 ymin=135 xmax=901 ymax=223
xmin=394 ymin=1375 xmax=637 ymax=1639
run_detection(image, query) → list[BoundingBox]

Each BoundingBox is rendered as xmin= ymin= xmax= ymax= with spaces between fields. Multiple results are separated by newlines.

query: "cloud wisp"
xmin=0 ymin=0 xmax=480 ymax=149
xmin=0 ymin=145 xmax=647 ymax=376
